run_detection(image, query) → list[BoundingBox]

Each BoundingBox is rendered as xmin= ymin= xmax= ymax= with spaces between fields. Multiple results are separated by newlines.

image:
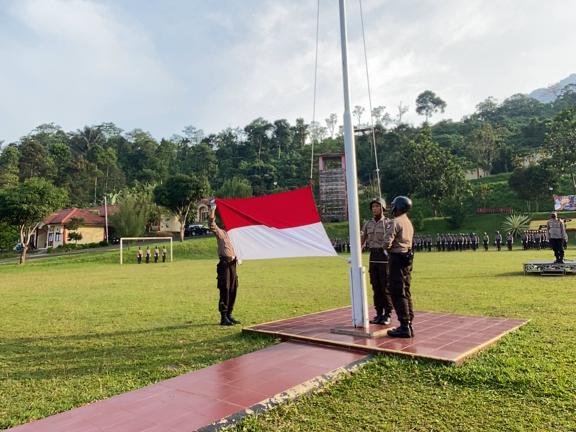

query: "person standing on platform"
xmin=209 ymin=199 xmax=241 ymax=326
xmin=384 ymin=196 xmax=415 ymax=338
xmin=506 ymin=232 xmax=513 ymax=251
xmin=361 ymin=198 xmax=393 ymax=325
xmin=137 ymin=247 xmax=143 ymax=264
xmin=547 ymin=212 xmax=568 ymax=264
xmin=495 ymin=231 xmax=502 ymax=251
xmin=483 ymin=232 xmax=489 ymax=251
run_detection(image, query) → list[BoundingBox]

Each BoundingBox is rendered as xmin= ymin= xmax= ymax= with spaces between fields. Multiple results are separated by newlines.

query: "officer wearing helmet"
xmin=361 ymin=197 xmax=393 ymax=325
xmin=383 ymin=196 xmax=415 ymax=338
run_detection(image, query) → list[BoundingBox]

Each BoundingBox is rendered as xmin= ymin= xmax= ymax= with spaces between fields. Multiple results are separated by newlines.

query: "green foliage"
xmin=109 ymin=193 xmax=151 ymax=237
xmin=501 ymin=214 xmax=531 ymax=238
xmin=67 ymin=231 xmax=83 ymax=244
xmin=65 ymin=217 xmax=84 ymax=231
xmin=400 ymin=128 xmax=469 ymax=214
xmin=544 ymin=107 xmax=576 ymax=193
xmin=0 ymin=178 xmax=67 ymax=263
xmin=154 ymin=174 xmax=211 ymax=241
xmin=415 ymin=90 xmax=447 ymax=121
xmin=0 ymin=222 xmax=19 ymax=251
xmin=217 ymin=176 xmax=253 ymax=198
xmin=442 ymin=198 xmax=467 ymax=229
xmin=508 ymin=164 xmax=557 ymax=211
xmin=1 ymin=248 xmax=576 ymax=431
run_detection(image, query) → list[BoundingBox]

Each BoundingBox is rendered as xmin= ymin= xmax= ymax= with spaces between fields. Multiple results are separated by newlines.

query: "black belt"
xmin=370 ymin=248 xmax=385 ymax=253
xmin=219 ymin=256 xmax=236 ymax=263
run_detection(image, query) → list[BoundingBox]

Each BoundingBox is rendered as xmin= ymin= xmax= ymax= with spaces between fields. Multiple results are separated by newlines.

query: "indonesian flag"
xmin=215 ymin=187 xmax=337 ymax=260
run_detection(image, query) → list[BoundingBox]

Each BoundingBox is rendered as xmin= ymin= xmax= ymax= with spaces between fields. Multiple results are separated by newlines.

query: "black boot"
xmin=387 ymin=322 xmax=413 ymax=338
xmin=227 ymin=314 xmax=241 ymax=325
xmin=220 ymin=312 xmax=233 ymax=326
xmin=381 ymin=312 xmax=391 ymax=326
xmin=370 ymin=313 xmax=383 ymax=325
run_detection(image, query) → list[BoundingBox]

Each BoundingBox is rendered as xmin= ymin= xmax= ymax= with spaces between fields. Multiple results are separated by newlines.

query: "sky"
xmin=1 ymin=0 xmax=575 ymax=144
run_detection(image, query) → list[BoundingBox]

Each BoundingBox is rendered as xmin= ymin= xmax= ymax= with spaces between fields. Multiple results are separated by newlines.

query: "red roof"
xmin=43 ymin=208 xmax=106 ymax=227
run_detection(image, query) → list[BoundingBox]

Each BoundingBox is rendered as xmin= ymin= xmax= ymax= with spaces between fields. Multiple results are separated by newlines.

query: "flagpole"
xmin=338 ymin=0 xmax=369 ymax=328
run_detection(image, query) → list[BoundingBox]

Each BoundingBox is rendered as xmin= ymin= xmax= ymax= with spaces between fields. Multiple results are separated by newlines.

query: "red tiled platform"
xmin=6 ymin=342 xmax=367 ymax=432
xmin=244 ymin=307 xmax=527 ymax=365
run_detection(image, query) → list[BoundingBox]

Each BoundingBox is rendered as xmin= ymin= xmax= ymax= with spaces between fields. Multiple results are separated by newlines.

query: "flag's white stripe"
xmin=228 ymin=222 xmax=337 ymax=260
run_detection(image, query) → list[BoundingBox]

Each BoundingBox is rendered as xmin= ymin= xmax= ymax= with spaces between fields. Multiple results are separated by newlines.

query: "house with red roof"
xmin=34 ymin=206 xmax=116 ymax=249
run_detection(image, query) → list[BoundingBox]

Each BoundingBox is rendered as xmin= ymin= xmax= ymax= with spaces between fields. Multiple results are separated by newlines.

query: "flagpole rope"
xmin=310 ymin=0 xmax=320 ymax=182
xmin=358 ymin=0 xmax=382 ymax=199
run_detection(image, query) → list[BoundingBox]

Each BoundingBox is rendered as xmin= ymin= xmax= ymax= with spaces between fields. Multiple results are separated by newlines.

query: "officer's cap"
xmin=369 ymin=197 xmax=387 ymax=210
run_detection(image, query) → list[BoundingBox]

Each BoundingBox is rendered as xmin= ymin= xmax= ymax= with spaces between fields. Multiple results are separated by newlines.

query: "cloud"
xmin=0 ymin=0 xmax=178 ymax=142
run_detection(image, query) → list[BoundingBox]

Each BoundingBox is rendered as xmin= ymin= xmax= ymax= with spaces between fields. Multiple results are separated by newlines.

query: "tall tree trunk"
xmin=571 ymin=173 xmax=576 ymax=194
xmin=19 ymin=246 xmax=27 ymax=265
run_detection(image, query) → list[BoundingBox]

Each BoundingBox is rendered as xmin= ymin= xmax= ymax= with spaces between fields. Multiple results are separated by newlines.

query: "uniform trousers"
xmin=550 ymin=238 xmax=565 ymax=262
xmin=217 ymin=257 xmax=238 ymax=314
xmin=389 ymin=252 xmax=414 ymax=325
xmin=368 ymin=249 xmax=393 ymax=315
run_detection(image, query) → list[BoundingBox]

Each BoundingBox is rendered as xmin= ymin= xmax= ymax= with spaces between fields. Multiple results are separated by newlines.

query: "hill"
xmin=529 ymin=73 xmax=576 ymax=103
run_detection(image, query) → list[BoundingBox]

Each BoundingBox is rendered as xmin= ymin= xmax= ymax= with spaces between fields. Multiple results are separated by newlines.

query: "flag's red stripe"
xmin=216 ymin=187 xmax=321 ymax=229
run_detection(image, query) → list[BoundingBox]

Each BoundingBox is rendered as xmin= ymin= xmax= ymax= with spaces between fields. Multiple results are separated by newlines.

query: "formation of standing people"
xmin=136 ymin=245 xmax=167 ymax=263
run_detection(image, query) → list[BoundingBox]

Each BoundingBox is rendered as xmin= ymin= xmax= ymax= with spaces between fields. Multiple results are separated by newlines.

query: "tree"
xmin=509 ymin=164 xmax=558 ymax=211
xmin=400 ymin=128 xmax=468 ymax=215
xmin=154 ymin=174 xmax=210 ymax=241
xmin=352 ymin=105 xmax=365 ymax=126
xmin=217 ymin=177 xmax=253 ymax=198
xmin=371 ymin=106 xmax=391 ymax=127
xmin=0 ymin=145 xmax=20 ymax=187
xmin=325 ymin=113 xmax=338 ymax=138
xmin=467 ymin=123 xmax=499 ymax=176
xmin=109 ymin=193 xmax=152 ymax=237
xmin=415 ymin=90 xmax=447 ymax=122
xmin=65 ymin=217 xmax=84 ymax=244
xmin=395 ymin=102 xmax=409 ymax=125
xmin=0 ymin=178 xmax=67 ymax=264
xmin=544 ymin=107 xmax=576 ymax=193
xmin=67 ymin=231 xmax=83 ymax=244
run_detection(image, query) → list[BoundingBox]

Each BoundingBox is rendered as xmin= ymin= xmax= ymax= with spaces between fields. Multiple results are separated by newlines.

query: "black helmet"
xmin=391 ymin=196 xmax=412 ymax=215
xmin=369 ymin=197 xmax=387 ymax=210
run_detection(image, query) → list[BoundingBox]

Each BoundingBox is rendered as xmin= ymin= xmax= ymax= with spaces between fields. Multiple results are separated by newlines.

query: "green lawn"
xmin=1 ymin=240 xmax=575 ymax=431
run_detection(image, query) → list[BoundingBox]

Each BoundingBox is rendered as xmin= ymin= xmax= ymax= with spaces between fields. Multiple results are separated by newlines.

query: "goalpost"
xmin=120 ymin=237 xmax=173 ymax=265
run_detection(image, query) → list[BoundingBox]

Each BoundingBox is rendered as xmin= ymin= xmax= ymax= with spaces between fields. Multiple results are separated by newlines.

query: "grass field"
xmin=1 ymin=239 xmax=575 ymax=431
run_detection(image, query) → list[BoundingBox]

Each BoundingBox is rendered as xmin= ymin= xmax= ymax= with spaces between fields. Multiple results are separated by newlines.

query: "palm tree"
xmin=501 ymin=214 xmax=531 ymax=238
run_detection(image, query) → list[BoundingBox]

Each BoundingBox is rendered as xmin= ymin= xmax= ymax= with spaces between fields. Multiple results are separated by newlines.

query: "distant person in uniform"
xmin=506 ymin=232 xmax=513 ymax=251
xmin=154 ymin=246 xmax=159 ymax=263
xmin=209 ymin=200 xmax=240 ymax=326
xmin=495 ymin=231 xmax=502 ymax=251
xmin=384 ymin=196 xmax=415 ymax=338
xmin=137 ymin=247 xmax=143 ymax=264
xmin=145 ymin=246 xmax=151 ymax=263
xmin=547 ymin=212 xmax=568 ymax=264
xmin=361 ymin=198 xmax=393 ymax=326
xmin=162 ymin=246 xmax=167 ymax=263
xmin=483 ymin=232 xmax=489 ymax=251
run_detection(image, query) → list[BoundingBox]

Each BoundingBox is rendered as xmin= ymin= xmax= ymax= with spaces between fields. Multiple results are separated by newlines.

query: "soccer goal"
xmin=120 ymin=237 xmax=173 ymax=265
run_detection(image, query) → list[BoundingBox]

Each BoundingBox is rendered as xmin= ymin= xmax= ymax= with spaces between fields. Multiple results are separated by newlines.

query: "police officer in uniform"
xmin=506 ymin=232 xmax=513 ymax=251
xmin=361 ymin=198 xmax=393 ymax=325
xmin=547 ymin=212 xmax=568 ymax=264
xmin=209 ymin=200 xmax=241 ymax=326
xmin=384 ymin=196 xmax=415 ymax=338
xmin=483 ymin=232 xmax=489 ymax=251
xmin=495 ymin=231 xmax=502 ymax=251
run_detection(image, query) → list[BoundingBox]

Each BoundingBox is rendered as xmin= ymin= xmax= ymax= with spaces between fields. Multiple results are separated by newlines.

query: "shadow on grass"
xmin=0 ymin=323 xmax=274 ymax=381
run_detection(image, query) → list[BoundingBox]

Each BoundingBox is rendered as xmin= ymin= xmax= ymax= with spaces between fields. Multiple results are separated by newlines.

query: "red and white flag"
xmin=215 ymin=187 xmax=337 ymax=260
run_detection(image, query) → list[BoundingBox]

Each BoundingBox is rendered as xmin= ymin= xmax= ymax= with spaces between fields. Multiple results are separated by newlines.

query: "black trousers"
xmin=217 ymin=257 xmax=238 ymax=314
xmin=550 ymin=238 xmax=565 ymax=262
xmin=389 ymin=253 xmax=414 ymax=325
xmin=368 ymin=250 xmax=393 ymax=315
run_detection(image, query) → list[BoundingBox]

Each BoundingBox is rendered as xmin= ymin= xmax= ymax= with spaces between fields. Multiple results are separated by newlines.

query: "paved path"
xmin=6 ymin=342 xmax=367 ymax=432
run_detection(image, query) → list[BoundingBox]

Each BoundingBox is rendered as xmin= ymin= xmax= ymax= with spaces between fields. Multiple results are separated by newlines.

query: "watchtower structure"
xmin=318 ymin=153 xmax=347 ymax=222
